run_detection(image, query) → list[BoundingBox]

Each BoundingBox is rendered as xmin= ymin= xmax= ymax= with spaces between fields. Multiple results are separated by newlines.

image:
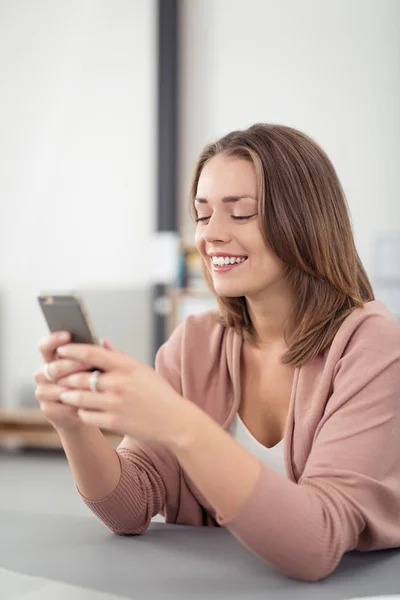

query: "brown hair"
xmin=189 ymin=123 xmax=374 ymax=367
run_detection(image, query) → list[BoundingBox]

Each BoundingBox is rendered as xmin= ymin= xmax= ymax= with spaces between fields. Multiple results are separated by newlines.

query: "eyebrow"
xmin=194 ymin=195 xmax=257 ymax=204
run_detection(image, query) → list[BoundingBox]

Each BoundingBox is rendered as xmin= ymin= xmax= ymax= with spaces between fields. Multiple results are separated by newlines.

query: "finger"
xmin=77 ymin=409 xmax=118 ymax=431
xmin=35 ymin=384 xmax=68 ymax=402
xmin=39 ymin=332 xmax=71 ymax=363
xmin=40 ymin=401 xmax=79 ymax=420
xmin=57 ymin=370 xmax=120 ymax=392
xmin=57 ymin=343 xmax=134 ymax=372
xmin=59 ymin=390 xmax=116 ymax=411
xmin=101 ymin=339 xmax=117 ymax=351
xmin=35 ymin=360 xmax=90 ymax=384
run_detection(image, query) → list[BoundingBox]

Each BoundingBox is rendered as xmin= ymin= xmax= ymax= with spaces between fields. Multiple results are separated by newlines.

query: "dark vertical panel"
xmin=152 ymin=0 xmax=179 ymax=362
xmin=157 ymin=0 xmax=179 ymax=232
xmin=152 ymin=282 xmax=167 ymax=365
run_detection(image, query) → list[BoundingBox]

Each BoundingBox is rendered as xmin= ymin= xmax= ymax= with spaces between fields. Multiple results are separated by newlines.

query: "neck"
xmin=245 ymin=283 xmax=294 ymax=349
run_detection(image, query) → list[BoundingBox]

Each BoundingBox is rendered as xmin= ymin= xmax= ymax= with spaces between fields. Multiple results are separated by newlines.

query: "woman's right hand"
xmin=34 ymin=331 xmax=91 ymax=432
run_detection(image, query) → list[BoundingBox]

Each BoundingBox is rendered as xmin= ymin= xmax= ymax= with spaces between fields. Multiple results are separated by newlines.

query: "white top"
xmin=228 ymin=413 xmax=286 ymax=477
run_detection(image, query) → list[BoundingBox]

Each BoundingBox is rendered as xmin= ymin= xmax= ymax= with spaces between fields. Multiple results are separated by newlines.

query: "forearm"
xmin=57 ymin=424 xmax=121 ymax=501
xmin=169 ymin=404 xmax=262 ymax=521
xmin=168 ymin=404 xmax=363 ymax=581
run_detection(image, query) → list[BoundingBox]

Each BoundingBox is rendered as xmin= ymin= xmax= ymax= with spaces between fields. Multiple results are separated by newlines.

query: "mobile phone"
xmin=37 ymin=294 xmax=99 ymax=345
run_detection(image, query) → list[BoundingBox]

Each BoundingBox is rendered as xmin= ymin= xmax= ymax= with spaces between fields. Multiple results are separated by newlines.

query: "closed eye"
xmin=195 ymin=215 xmax=257 ymax=223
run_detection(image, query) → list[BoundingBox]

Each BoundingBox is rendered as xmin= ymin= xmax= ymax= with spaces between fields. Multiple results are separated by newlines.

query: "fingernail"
xmin=57 ymin=345 xmax=68 ymax=355
xmin=60 ymin=391 xmax=78 ymax=402
xmin=58 ymin=332 xmax=70 ymax=342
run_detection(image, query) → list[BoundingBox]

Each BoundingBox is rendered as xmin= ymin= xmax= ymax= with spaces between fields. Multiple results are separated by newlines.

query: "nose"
xmin=201 ymin=214 xmax=231 ymax=244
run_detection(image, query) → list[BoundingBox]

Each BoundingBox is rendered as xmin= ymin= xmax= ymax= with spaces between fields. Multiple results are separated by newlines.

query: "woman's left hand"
xmin=56 ymin=342 xmax=192 ymax=447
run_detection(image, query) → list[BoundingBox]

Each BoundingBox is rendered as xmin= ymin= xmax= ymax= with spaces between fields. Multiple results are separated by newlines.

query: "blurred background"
xmin=0 ymin=0 xmax=399 ymax=455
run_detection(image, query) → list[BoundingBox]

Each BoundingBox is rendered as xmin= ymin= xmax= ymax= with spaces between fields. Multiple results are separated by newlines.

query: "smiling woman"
xmin=34 ymin=123 xmax=400 ymax=583
xmin=190 ymin=124 xmax=374 ymax=364
xmin=193 ymin=154 xmax=291 ymax=334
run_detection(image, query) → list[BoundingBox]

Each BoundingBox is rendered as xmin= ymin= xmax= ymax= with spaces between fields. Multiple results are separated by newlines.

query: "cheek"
xmin=260 ymin=252 xmax=285 ymax=279
xmin=194 ymin=229 xmax=204 ymax=253
xmin=249 ymin=232 xmax=284 ymax=275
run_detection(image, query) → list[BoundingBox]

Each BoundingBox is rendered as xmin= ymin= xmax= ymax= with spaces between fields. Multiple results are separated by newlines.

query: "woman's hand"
xmin=34 ymin=332 xmax=101 ymax=432
xmin=55 ymin=342 xmax=193 ymax=447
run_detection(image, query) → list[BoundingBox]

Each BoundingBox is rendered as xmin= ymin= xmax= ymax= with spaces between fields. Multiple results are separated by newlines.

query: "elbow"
xmin=285 ymin=559 xmax=337 ymax=583
xmin=267 ymin=543 xmax=341 ymax=582
xmin=90 ymin=509 xmax=151 ymax=537
xmin=112 ymin=526 xmax=146 ymax=536
xmin=103 ymin=518 xmax=150 ymax=536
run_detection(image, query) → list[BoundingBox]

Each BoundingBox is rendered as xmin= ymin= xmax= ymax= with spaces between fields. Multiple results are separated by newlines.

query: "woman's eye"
xmin=195 ymin=214 xmax=258 ymax=223
xmin=231 ymin=214 xmax=257 ymax=221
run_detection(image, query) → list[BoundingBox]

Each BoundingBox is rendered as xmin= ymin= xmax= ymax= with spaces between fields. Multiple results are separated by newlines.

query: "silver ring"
xmin=89 ymin=370 xmax=101 ymax=392
xmin=43 ymin=363 xmax=56 ymax=383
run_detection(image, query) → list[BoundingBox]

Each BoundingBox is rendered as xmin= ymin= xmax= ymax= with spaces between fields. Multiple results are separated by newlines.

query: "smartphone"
xmin=37 ymin=294 xmax=100 ymax=345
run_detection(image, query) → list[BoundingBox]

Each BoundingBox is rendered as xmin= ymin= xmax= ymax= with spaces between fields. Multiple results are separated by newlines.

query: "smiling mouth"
xmin=210 ymin=256 xmax=248 ymax=272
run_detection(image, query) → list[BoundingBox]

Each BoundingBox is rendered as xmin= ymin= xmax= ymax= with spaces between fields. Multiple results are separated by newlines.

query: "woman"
xmin=34 ymin=124 xmax=400 ymax=582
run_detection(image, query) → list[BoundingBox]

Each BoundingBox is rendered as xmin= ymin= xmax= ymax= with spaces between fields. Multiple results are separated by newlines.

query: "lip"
xmin=207 ymin=252 xmax=248 ymax=259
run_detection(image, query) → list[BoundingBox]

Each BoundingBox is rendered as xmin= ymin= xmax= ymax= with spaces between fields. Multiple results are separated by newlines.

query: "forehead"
xmin=196 ymin=155 xmax=257 ymax=199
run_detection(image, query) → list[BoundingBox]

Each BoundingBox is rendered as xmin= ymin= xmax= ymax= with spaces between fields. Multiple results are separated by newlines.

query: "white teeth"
xmin=211 ymin=256 xmax=246 ymax=266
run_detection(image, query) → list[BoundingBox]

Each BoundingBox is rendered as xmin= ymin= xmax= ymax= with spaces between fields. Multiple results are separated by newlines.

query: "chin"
xmin=212 ymin=281 xmax=248 ymax=298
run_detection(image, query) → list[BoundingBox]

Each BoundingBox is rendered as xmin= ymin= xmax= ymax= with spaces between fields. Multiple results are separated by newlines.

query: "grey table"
xmin=1 ymin=509 xmax=399 ymax=600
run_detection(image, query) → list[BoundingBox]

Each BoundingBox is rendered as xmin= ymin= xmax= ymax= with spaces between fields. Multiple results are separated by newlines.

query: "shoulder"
xmin=319 ymin=301 xmax=400 ymax=397
xmin=305 ymin=301 xmax=400 ymax=394
xmin=166 ymin=309 xmax=224 ymax=351
xmin=155 ymin=309 xmax=227 ymax=385
xmin=300 ymin=302 xmax=400 ymax=425
xmin=332 ymin=300 xmax=400 ymax=359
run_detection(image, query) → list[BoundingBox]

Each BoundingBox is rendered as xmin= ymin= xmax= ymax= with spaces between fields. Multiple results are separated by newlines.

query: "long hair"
xmin=189 ymin=123 xmax=374 ymax=367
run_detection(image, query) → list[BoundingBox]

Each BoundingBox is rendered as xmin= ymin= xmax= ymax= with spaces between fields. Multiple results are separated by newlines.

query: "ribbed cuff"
xmin=77 ymin=449 xmax=157 ymax=534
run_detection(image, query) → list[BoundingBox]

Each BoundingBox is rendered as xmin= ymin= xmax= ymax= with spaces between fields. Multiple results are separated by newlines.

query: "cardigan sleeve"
xmin=81 ymin=320 xmax=205 ymax=533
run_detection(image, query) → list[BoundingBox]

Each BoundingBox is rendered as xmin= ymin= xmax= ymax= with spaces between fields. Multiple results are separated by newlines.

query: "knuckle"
xmin=51 ymin=362 xmax=65 ymax=380
xmin=110 ymin=379 xmax=122 ymax=395
xmin=35 ymin=386 xmax=45 ymax=401
xmin=70 ymin=360 xmax=85 ymax=373
xmin=48 ymin=362 xmax=59 ymax=379
xmin=80 ymin=348 xmax=91 ymax=363
xmin=38 ymin=336 xmax=50 ymax=353
xmin=40 ymin=402 xmax=51 ymax=416
xmin=110 ymin=374 xmax=126 ymax=396
xmin=34 ymin=370 xmax=43 ymax=384
xmin=121 ymin=359 xmax=134 ymax=373
xmin=108 ymin=414 xmax=120 ymax=431
xmin=52 ymin=360 xmax=76 ymax=380
xmin=73 ymin=374 xmax=86 ymax=388
xmin=111 ymin=395 xmax=123 ymax=410
xmin=74 ymin=393 xmax=83 ymax=407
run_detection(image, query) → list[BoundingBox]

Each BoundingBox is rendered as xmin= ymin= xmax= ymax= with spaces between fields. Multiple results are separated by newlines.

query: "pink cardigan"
xmin=81 ymin=300 xmax=400 ymax=580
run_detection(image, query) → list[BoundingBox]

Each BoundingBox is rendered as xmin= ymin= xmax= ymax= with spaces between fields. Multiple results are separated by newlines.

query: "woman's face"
xmin=194 ymin=154 xmax=286 ymax=299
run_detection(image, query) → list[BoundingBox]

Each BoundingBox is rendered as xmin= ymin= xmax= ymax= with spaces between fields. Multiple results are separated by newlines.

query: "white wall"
xmin=0 ymin=0 xmax=156 ymax=407
xmin=179 ymin=0 xmax=400 ymax=282
xmin=1 ymin=0 xmax=399 ymax=408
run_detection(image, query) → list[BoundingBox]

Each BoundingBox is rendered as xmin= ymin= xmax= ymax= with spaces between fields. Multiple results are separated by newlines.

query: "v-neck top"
xmin=228 ymin=413 xmax=286 ymax=476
